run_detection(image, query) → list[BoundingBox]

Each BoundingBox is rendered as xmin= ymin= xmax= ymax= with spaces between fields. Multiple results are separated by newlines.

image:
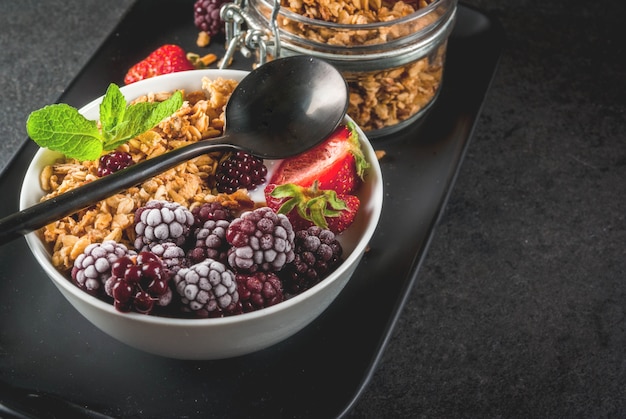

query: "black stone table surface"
xmin=1 ymin=0 xmax=624 ymax=417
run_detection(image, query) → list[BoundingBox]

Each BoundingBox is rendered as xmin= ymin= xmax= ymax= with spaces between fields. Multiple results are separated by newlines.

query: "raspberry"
xmin=193 ymin=0 xmax=229 ymax=37
xmin=187 ymin=218 xmax=231 ymax=264
xmin=97 ymin=151 xmax=134 ymax=177
xmin=71 ymin=240 xmax=135 ymax=296
xmin=140 ymin=241 xmax=188 ymax=275
xmin=281 ymin=226 xmax=343 ymax=295
xmin=173 ymin=258 xmax=240 ymax=318
xmin=226 ymin=207 xmax=295 ymax=273
xmin=104 ymin=251 xmax=173 ymax=314
xmin=134 ymin=200 xmax=194 ymax=248
xmin=215 ymin=151 xmax=268 ymax=193
xmin=236 ymin=272 xmax=284 ymax=313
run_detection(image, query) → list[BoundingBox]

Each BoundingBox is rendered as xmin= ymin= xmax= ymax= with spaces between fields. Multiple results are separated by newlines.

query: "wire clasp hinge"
xmin=219 ymin=0 xmax=282 ymax=68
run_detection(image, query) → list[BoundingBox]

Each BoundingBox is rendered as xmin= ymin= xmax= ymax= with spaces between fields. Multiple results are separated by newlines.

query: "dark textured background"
xmin=1 ymin=0 xmax=625 ymax=417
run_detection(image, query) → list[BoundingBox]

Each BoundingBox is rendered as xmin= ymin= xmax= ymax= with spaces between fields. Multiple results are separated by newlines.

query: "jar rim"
xmin=252 ymin=0 xmax=455 ymax=30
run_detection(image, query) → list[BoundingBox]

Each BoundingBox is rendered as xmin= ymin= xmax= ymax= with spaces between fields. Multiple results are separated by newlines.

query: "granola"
xmin=345 ymin=42 xmax=445 ymax=131
xmin=281 ymin=0 xmax=436 ymax=41
xmin=39 ymin=77 xmax=254 ymax=272
xmin=269 ymin=0 xmax=445 ymax=131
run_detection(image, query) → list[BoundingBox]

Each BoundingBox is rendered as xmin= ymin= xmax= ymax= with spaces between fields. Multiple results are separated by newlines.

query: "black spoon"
xmin=0 ymin=56 xmax=348 ymax=245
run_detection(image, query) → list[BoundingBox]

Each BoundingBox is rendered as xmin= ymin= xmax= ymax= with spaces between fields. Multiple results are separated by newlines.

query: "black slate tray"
xmin=0 ymin=1 xmax=502 ymax=417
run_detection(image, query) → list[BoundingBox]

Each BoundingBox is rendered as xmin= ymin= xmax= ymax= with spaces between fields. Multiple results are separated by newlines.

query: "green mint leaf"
xmin=141 ymin=90 xmax=184 ymax=130
xmin=26 ymin=104 xmax=104 ymax=161
xmin=102 ymin=90 xmax=183 ymax=151
xmin=99 ymin=83 xmax=127 ymax=138
xmin=26 ymin=84 xmax=184 ymax=161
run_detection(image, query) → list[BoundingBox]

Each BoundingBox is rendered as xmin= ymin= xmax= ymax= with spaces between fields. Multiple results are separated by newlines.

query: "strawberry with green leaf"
xmin=265 ymin=182 xmax=360 ymax=234
xmin=268 ymin=122 xmax=369 ymax=195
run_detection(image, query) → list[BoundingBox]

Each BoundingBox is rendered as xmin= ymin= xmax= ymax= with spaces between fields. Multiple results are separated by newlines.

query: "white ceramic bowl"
xmin=20 ymin=69 xmax=383 ymax=360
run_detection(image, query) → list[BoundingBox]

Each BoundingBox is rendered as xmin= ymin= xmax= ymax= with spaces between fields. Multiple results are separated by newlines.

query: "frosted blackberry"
xmin=104 ymin=251 xmax=173 ymax=314
xmin=226 ymin=207 xmax=295 ymax=273
xmin=134 ymin=200 xmax=194 ymax=248
xmin=141 ymin=241 xmax=188 ymax=275
xmin=97 ymin=151 xmax=134 ymax=177
xmin=193 ymin=0 xmax=228 ymax=37
xmin=187 ymin=218 xmax=231 ymax=264
xmin=173 ymin=258 xmax=239 ymax=318
xmin=215 ymin=151 xmax=268 ymax=193
xmin=236 ymin=272 xmax=284 ymax=313
xmin=282 ymin=226 xmax=343 ymax=295
xmin=191 ymin=201 xmax=233 ymax=230
xmin=71 ymin=240 xmax=134 ymax=296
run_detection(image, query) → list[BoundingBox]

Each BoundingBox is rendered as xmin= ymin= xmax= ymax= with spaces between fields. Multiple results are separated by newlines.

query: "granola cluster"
xmin=273 ymin=0 xmax=444 ymax=131
xmin=281 ymin=0 xmax=435 ymax=40
xmin=345 ymin=43 xmax=445 ymax=131
xmin=39 ymin=77 xmax=254 ymax=272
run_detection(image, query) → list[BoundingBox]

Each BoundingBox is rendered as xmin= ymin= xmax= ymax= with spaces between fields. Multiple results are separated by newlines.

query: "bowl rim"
xmin=21 ymin=68 xmax=384 ymax=327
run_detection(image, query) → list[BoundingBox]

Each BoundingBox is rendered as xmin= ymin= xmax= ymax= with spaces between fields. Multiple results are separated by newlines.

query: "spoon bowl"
xmin=225 ymin=56 xmax=348 ymax=159
xmin=0 ymin=56 xmax=347 ymax=244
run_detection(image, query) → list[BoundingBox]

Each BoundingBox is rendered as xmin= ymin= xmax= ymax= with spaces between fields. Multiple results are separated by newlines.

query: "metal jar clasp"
xmin=219 ymin=0 xmax=282 ymax=68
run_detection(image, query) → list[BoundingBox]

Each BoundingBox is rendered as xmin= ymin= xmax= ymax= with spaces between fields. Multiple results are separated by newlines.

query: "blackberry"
xmin=226 ymin=207 xmax=295 ymax=273
xmin=236 ymin=272 xmax=284 ymax=313
xmin=71 ymin=240 xmax=134 ymax=296
xmin=187 ymin=218 xmax=231 ymax=264
xmin=104 ymin=251 xmax=173 ymax=314
xmin=193 ymin=0 xmax=228 ymax=37
xmin=134 ymin=200 xmax=194 ymax=248
xmin=97 ymin=151 xmax=134 ymax=177
xmin=140 ymin=241 xmax=188 ymax=275
xmin=173 ymin=258 xmax=239 ymax=318
xmin=191 ymin=201 xmax=233 ymax=230
xmin=215 ymin=151 xmax=268 ymax=193
xmin=282 ymin=226 xmax=343 ymax=295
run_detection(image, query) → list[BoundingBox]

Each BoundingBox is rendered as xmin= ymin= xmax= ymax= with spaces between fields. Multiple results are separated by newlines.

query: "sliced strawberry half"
xmin=265 ymin=183 xmax=359 ymax=234
xmin=269 ymin=122 xmax=369 ymax=195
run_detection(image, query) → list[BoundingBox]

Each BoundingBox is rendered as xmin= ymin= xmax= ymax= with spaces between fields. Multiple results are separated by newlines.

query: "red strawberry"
xmin=269 ymin=122 xmax=369 ymax=195
xmin=124 ymin=44 xmax=195 ymax=85
xmin=264 ymin=183 xmax=360 ymax=234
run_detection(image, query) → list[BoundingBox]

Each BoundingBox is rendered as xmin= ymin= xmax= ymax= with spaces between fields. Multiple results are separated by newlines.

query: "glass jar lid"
xmin=221 ymin=0 xmax=457 ymax=71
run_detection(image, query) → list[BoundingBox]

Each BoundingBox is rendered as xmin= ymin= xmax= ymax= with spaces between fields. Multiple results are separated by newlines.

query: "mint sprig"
xmin=26 ymin=83 xmax=183 ymax=161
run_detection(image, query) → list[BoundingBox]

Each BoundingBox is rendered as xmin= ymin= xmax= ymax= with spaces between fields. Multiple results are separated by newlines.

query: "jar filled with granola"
xmin=221 ymin=0 xmax=457 ymax=137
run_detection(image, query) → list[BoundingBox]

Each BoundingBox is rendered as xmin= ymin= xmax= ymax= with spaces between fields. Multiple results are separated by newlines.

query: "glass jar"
xmin=221 ymin=0 xmax=457 ymax=137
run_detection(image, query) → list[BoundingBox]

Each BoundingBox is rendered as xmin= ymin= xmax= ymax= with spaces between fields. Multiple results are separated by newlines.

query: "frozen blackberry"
xmin=97 ymin=151 xmax=134 ymax=177
xmin=187 ymin=218 xmax=231 ymax=264
xmin=193 ymin=0 xmax=228 ymax=37
xmin=71 ymin=240 xmax=135 ymax=296
xmin=226 ymin=207 xmax=295 ymax=273
xmin=140 ymin=241 xmax=188 ymax=275
xmin=236 ymin=272 xmax=284 ymax=313
xmin=191 ymin=201 xmax=233 ymax=230
xmin=173 ymin=258 xmax=239 ymax=318
xmin=282 ymin=226 xmax=343 ymax=295
xmin=134 ymin=200 xmax=194 ymax=248
xmin=215 ymin=151 xmax=268 ymax=193
xmin=104 ymin=251 xmax=173 ymax=314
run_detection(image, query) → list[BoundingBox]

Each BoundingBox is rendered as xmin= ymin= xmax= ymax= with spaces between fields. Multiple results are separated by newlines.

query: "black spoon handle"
xmin=0 ymin=139 xmax=236 ymax=246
